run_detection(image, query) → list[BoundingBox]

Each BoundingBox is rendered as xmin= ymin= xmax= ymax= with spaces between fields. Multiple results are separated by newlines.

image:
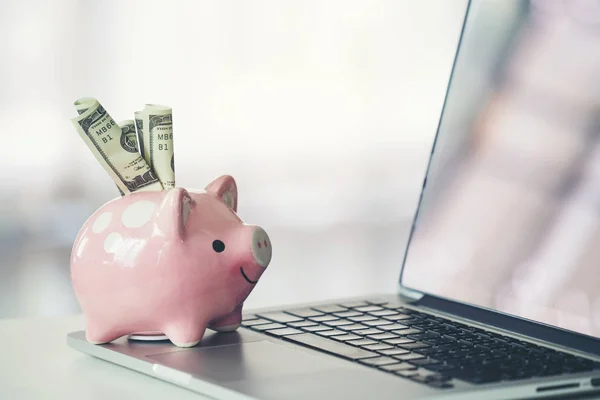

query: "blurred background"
xmin=0 ymin=0 xmax=469 ymax=318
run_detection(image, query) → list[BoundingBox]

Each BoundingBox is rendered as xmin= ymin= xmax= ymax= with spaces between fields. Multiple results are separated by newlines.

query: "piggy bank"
xmin=70 ymin=175 xmax=272 ymax=347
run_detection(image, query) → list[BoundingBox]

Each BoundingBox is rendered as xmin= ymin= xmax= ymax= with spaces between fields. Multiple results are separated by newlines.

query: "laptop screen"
xmin=401 ymin=0 xmax=600 ymax=340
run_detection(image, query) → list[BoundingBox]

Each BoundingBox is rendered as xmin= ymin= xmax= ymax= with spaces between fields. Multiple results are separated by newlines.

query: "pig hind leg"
xmin=163 ymin=320 xmax=207 ymax=348
xmin=208 ymin=305 xmax=242 ymax=332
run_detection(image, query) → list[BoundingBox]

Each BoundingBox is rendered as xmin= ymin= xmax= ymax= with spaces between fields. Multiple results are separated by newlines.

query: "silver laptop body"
xmin=68 ymin=1 xmax=600 ymax=398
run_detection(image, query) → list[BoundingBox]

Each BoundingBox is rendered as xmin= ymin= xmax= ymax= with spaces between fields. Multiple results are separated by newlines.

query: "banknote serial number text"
xmin=93 ymin=119 xmax=117 ymax=143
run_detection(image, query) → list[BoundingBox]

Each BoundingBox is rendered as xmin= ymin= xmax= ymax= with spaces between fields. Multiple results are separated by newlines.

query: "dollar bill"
xmin=71 ymin=98 xmax=163 ymax=194
xmin=74 ymin=97 xmax=97 ymax=115
xmin=143 ymin=104 xmax=175 ymax=189
xmin=134 ymin=111 xmax=147 ymax=161
xmin=118 ymin=120 xmax=139 ymax=154
xmin=107 ymin=120 xmax=139 ymax=197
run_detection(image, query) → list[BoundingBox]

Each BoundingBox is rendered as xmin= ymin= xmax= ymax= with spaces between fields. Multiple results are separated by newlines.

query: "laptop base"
xmin=67 ymin=294 xmax=600 ymax=400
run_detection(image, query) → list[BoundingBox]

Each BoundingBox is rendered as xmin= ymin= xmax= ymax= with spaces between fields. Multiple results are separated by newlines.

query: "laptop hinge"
xmin=397 ymin=285 xmax=424 ymax=303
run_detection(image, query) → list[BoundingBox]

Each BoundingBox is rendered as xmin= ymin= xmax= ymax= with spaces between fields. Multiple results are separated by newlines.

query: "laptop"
xmin=67 ymin=0 xmax=600 ymax=398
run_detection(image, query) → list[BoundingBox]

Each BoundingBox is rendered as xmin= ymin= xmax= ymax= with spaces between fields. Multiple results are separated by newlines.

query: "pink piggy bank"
xmin=70 ymin=175 xmax=272 ymax=347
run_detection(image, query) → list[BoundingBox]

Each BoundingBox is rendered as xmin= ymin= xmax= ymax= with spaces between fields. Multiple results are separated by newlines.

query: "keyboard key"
xmin=338 ymin=301 xmax=370 ymax=308
xmin=380 ymin=362 xmax=417 ymax=372
xmin=396 ymin=318 xmax=424 ymax=325
xmin=347 ymin=339 xmax=378 ymax=347
xmin=394 ymin=353 xmax=426 ymax=361
xmin=256 ymin=312 xmax=303 ymax=323
xmin=349 ymin=315 xmax=378 ymax=322
xmin=400 ymin=342 xmax=430 ymax=350
xmin=379 ymin=324 xmax=409 ymax=331
xmin=324 ymin=320 xmax=353 ymax=327
xmin=242 ymin=318 xmax=271 ymax=326
xmin=363 ymin=343 xmax=394 ymax=352
xmin=393 ymin=328 xmax=423 ymax=336
xmin=317 ymin=329 xmax=347 ymax=337
xmin=309 ymin=315 xmax=339 ymax=323
xmin=339 ymin=324 xmax=368 ymax=331
xmin=425 ymin=349 xmax=458 ymax=359
xmin=359 ymin=356 xmax=398 ymax=366
xmin=384 ymin=314 xmax=412 ymax=321
xmin=288 ymin=321 xmax=317 ymax=328
xmin=379 ymin=348 xmax=410 ymax=356
xmin=265 ymin=328 xmax=303 ymax=337
xmin=396 ymin=369 xmax=419 ymax=377
xmin=369 ymin=309 xmax=398 ymax=317
xmin=287 ymin=308 xmax=324 ymax=318
xmin=407 ymin=332 xmax=440 ymax=341
xmin=354 ymin=328 xmax=383 ymax=336
xmin=384 ymin=338 xmax=415 ymax=345
xmin=333 ymin=334 xmax=362 ymax=342
xmin=334 ymin=311 xmax=363 ymax=318
xmin=251 ymin=323 xmax=286 ymax=331
xmin=426 ymin=335 xmax=456 ymax=345
xmin=426 ymin=364 xmax=458 ymax=373
xmin=313 ymin=305 xmax=347 ymax=313
xmin=355 ymin=306 xmax=384 ymax=312
xmin=363 ymin=319 xmax=393 ymax=327
xmin=409 ymin=358 xmax=440 ymax=366
xmin=302 ymin=325 xmax=332 ymax=332
xmin=284 ymin=333 xmax=379 ymax=360
xmin=368 ymin=333 xmax=399 ymax=341
xmin=242 ymin=315 xmax=258 ymax=321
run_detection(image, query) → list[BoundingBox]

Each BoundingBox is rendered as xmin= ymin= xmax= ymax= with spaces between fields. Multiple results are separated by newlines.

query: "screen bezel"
xmin=397 ymin=0 xmax=600 ymax=354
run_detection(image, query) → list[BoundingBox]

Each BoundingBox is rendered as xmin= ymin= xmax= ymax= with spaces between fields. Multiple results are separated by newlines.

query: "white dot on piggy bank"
xmin=122 ymin=201 xmax=156 ymax=228
xmin=92 ymin=212 xmax=112 ymax=233
xmin=104 ymin=232 xmax=123 ymax=254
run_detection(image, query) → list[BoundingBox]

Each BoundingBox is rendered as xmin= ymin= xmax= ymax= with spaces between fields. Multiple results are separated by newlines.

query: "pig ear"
xmin=205 ymin=175 xmax=238 ymax=212
xmin=158 ymin=188 xmax=195 ymax=239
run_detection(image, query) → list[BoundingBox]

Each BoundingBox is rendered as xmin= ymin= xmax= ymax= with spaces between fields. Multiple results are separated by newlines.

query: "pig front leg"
xmin=163 ymin=319 xmax=207 ymax=348
xmin=86 ymin=319 xmax=129 ymax=345
xmin=208 ymin=304 xmax=243 ymax=332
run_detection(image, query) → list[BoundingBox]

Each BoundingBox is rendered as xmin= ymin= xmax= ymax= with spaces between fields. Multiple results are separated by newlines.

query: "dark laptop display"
xmin=401 ymin=0 xmax=600 ymax=340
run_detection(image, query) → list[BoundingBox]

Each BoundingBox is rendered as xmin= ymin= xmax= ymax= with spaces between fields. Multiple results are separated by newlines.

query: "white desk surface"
xmin=0 ymin=314 xmax=208 ymax=400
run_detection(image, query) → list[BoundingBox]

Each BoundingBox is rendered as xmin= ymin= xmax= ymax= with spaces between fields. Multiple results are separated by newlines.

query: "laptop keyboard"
xmin=241 ymin=300 xmax=600 ymax=390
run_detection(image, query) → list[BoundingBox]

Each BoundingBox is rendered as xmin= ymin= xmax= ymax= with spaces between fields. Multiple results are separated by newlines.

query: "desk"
xmin=0 ymin=315 xmax=207 ymax=400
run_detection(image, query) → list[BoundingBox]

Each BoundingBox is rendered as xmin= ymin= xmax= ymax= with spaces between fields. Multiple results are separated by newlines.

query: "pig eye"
xmin=212 ymin=240 xmax=225 ymax=253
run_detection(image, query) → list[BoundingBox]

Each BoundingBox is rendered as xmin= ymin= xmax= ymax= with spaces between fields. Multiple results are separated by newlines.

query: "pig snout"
xmin=250 ymin=227 xmax=272 ymax=268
